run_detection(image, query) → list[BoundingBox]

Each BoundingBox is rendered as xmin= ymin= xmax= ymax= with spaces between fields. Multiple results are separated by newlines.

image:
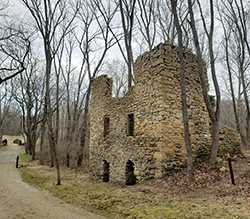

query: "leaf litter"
xmin=20 ymin=155 xmax=250 ymax=218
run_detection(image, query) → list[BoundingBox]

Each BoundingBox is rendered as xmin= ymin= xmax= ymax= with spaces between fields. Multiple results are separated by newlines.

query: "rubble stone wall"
xmin=217 ymin=126 xmax=241 ymax=156
xmin=89 ymin=42 xmax=211 ymax=183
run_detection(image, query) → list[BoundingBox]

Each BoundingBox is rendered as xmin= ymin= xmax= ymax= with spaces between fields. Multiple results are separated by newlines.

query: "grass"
xmin=19 ymin=165 xmax=249 ymax=219
xmin=19 ymin=154 xmax=32 ymax=163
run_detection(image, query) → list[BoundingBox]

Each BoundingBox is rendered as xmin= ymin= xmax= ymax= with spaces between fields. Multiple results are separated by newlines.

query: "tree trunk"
xmin=39 ymin=117 xmax=46 ymax=165
xmin=77 ymin=114 xmax=87 ymax=167
xmin=66 ymin=153 xmax=70 ymax=167
xmin=0 ymin=121 xmax=3 ymax=143
xmin=30 ymin=127 xmax=37 ymax=160
xmin=77 ymin=134 xmax=85 ymax=167
xmin=49 ymin=132 xmax=54 ymax=167
xmin=223 ymin=21 xmax=244 ymax=149
xmin=31 ymin=138 xmax=36 ymax=160
xmin=27 ymin=134 xmax=32 ymax=156
xmin=48 ymin=118 xmax=61 ymax=185
xmin=66 ymin=77 xmax=71 ymax=167
xmin=20 ymin=0 xmax=78 ymax=185
xmin=206 ymin=0 xmax=220 ymax=165
xmin=0 ymin=100 xmax=2 ymax=142
xmin=55 ymin=73 xmax=60 ymax=145
xmin=119 ymin=0 xmax=136 ymax=90
xmin=209 ymin=119 xmax=219 ymax=164
xmin=188 ymin=0 xmax=220 ymax=166
xmin=77 ymin=85 xmax=91 ymax=166
xmin=44 ymin=49 xmax=60 ymax=184
xmin=44 ymin=54 xmax=54 ymax=168
xmin=171 ymin=0 xmax=195 ymax=182
xmin=127 ymin=57 xmax=132 ymax=89
xmin=25 ymin=142 xmax=29 ymax=154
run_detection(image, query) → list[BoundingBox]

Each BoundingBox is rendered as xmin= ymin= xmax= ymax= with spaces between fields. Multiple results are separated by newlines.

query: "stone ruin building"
xmin=89 ymin=42 xmax=211 ymax=185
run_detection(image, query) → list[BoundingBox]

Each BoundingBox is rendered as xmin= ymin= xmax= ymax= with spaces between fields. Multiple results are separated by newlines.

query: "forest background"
xmin=0 ymin=0 xmax=249 ymax=183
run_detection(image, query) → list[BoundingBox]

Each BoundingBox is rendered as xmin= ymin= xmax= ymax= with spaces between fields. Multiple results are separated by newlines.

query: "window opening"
xmin=125 ymin=160 xmax=137 ymax=185
xmin=103 ymin=160 xmax=110 ymax=182
xmin=127 ymin=113 xmax=134 ymax=136
xmin=104 ymin=116 xmax=110 ymax=137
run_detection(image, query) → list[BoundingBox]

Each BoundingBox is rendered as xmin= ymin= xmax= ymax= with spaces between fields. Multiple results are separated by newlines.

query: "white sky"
xmin=5 ymin=0 xmax=227 ymax=98
xmin=9 ymin=0 xmax=28 ymax=16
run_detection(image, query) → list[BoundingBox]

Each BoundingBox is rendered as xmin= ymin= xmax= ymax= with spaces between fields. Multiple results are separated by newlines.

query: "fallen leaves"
xmin=152 ymin=157 xmax=250 ymax=199
xmin=20 ymin=155 xmax=250 ymax=218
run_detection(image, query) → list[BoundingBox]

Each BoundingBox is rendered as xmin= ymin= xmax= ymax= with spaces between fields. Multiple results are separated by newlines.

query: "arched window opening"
xmin=125 ymin=160 xmax=137 ymax=185
xmin=103 ymin=160 xmax=110 ymax=182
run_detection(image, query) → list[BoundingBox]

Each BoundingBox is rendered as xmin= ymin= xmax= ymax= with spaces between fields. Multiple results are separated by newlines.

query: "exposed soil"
xmin=0 ymin=144 xmax=105 ymax=219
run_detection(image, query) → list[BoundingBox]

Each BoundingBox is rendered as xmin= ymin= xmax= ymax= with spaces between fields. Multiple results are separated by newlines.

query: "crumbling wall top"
xmin=91 ymin=74 xmax=113 ymax=100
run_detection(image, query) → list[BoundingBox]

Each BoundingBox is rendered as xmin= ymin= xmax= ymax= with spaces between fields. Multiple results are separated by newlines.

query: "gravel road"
xmin=0 ymin=144 xmax=106 ymax=219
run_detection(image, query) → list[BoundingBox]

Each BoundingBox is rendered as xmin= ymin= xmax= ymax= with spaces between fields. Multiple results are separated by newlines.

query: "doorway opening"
xmin=103 ymin=160 xmax=110 ymax=182
xmin=125 ymin=160 xmax=137 ymax=185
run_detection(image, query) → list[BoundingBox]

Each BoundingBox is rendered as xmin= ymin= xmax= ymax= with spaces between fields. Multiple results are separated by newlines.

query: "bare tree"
xmin=0 ymin=97 xmax=22 ymax=138
xmin=156 ymin=0 xmax=190 ymax=47
xmin=156 ymin=0 xmax=176 ymax=43
xmin=218 ymin=0 xmax=250 ymax=151
xmin=53 ymin=40 xmax=65 ymax=147
xmin=0 ymin=84 xmax=15 ymax=141
xmin=118 ymin=0 xmax=136 ymax=89
xmin=0 ymin=13 xmax=30 ymax=139
xmin=59 ymin=33 xmax=87 ymax=167
xmin=0 ymin=26 xmax=30 ymax=84
xmin=188 ymin=0 xmax=221 ymax=165
xmin=136 ymin=0 xmax=157 ymax=51
xmin=75 ymin=0 xmax=117 ymax=166
xmin=171 ymin=0 xmax=195 ymax=182
xmin=219 ymin=99 xmax=240 ymax=129
xmin=14 ymin=55 xmax=44 ymax=159
xmin=21 ymin=0 xmax=79 ymax=185
xmin=104 ymin=58 xmax=128 ymax=97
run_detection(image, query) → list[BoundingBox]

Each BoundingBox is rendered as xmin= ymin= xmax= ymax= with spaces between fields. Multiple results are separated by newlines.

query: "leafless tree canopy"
xmin=1 ymin=0 xmax=250 ymax=183
xmin=0 ymin=26 xmax=30 ymax=84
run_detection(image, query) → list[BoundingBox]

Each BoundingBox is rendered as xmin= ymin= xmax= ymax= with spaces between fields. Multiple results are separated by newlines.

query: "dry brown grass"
xmin=19 ymin=154 xmax=250 ymax=219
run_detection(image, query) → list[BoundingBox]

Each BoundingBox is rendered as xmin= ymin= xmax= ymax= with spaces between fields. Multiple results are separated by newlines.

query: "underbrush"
xmin=19 ymin=159 xmax=250 ymax=219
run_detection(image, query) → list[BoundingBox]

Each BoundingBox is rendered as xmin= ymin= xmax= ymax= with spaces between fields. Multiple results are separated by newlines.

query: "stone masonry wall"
xmin=217 ymin=126 xmax=241 ymax=156
xmin=89 ymin=42 xmax=211 ymax=183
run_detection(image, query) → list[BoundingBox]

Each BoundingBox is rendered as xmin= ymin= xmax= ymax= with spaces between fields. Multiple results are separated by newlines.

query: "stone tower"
xmin=89 ymin=42 xmax=211 ymax=183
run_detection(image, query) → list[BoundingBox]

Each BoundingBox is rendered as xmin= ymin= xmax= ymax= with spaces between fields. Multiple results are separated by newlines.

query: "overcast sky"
xmin=9 ymin=0 xmax=28 ymax=15
xmin=5 ymin=0 xmax=225 ymax=97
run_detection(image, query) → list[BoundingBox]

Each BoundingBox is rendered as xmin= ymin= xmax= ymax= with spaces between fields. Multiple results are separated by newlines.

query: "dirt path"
xmin=0 ymin=144 xmax=106 ymax=219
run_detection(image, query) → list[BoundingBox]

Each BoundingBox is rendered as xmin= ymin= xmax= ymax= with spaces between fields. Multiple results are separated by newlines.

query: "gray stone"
xmin=145 ymin=108 xmax=151 ymax=113
xmin=160 ymin=159 xmax=173 ymax=163
xmin=155 ymin=115 xmax=166 ymax=121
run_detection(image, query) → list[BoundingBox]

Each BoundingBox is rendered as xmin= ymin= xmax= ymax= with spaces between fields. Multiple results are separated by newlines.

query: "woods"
xmin=1 ymin=0 xmax=250 ymax=183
